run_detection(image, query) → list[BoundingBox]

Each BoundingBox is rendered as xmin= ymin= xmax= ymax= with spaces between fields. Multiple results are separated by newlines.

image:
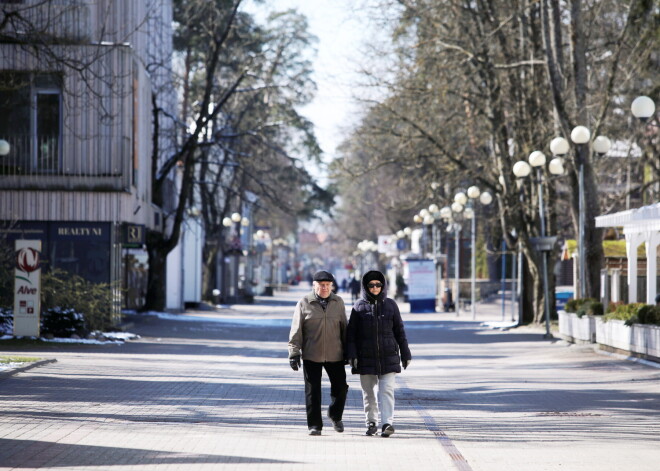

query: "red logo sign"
xmin=16 ymin=247 xmax=40 ymax=274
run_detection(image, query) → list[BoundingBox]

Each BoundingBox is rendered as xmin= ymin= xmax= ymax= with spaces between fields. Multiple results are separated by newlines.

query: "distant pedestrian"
xmin=349 ymin=276 xmax=360 ymax=302
xmin=330 ymin=274 xmax=339 ymax=294
xmin=288 ymin=270 xmax=349 ymax=436
xmin=346 ymin=270 xmax=411 ymax=437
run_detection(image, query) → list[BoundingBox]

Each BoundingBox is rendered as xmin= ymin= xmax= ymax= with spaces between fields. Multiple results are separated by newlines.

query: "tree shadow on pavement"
xmin=0 ymin=439 xmax=296 ymax=468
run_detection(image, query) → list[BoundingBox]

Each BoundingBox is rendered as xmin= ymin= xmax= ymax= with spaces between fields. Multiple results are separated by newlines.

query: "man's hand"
xmin=403 ymin=359 xmax=411 ymax=370
xmin=349 ymin=358 xmax=358 ymax=368
xmin=289 ymin=355 xmax=301 ymax=371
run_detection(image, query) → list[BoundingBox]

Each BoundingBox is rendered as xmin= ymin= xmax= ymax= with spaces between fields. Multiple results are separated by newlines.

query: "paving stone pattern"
xmin=1 ymin=286 xmax=659 ymax=470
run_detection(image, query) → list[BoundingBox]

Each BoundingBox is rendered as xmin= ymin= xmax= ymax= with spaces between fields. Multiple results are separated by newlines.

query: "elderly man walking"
xmin=288 ymin=270 xmax=348 ymax=436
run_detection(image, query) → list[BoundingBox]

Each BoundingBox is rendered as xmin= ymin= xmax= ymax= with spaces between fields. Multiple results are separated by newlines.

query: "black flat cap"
xmin=313 ymin=270 xmax=334 ymax=282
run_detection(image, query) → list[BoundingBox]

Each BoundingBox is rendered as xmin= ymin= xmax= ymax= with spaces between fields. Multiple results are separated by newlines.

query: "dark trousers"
xmin=302 ymin=360 xmax=348 ymax=429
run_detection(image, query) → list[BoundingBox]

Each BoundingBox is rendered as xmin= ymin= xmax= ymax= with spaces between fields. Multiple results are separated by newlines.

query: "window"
xmin=0 ymin=72 xmax=62 ymax=172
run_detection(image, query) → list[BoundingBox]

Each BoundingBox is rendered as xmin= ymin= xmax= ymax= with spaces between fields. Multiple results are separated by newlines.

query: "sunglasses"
xmin=367 ymin=283 xmax=383 ymax=289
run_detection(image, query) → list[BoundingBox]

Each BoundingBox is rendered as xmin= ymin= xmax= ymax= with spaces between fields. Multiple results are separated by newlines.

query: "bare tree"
xmin=331 ymin=0 xmax=659 ymax=322
xmin=145 ymin=1 xmax=334 ymax=309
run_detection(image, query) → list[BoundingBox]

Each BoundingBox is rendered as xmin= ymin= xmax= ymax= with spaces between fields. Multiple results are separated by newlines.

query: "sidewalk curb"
xmin=0 ymin=358 xmax=57 ymax=380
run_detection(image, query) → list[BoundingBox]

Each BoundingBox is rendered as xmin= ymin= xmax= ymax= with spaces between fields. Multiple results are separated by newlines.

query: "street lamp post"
xmin=222 ymin=212 xmax=246 ymax=303
xmin=514 ymin=150 xmax=564 ymax=338
xmin=464 ymin=186 xmax=493 ymax=319
xmin=631 ymin=96 xmax=659 ymax=202
xmin=557 ymin=128 xmax=611 ymax=299
xmin=439 ymin=198 xmax=466 ymax=316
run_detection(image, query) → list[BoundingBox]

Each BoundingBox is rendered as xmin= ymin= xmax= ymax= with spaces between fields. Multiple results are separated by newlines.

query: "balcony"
xmin=0 ymin=133 xmax=132 ymax=191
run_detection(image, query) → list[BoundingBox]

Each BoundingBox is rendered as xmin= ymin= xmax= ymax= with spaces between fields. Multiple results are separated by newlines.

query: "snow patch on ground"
xmin=481 ymin=321 xmax=519 ymax=330
xmin=41 ymin=337 xmax=124 ymax=345
xmin=150 ymin=312 xmax=290 ymax=327
xmin=1 ymin=332 xmax=140 ymax=344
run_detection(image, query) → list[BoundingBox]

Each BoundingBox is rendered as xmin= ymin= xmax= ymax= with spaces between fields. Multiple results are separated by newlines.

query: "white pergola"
xmin=595 ymin=202 xmax=660 ymax=304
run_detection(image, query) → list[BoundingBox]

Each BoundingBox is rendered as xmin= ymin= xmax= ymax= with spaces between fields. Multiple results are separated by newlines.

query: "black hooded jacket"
xmin=345 ymin=270 xmax=411 ymax=375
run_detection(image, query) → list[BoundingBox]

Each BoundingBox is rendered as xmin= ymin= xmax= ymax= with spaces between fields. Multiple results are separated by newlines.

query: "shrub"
xmin=565 ymin=298 xmax=581 ymax=313
xmin=41 ymin=307 xmax=85 ymax=337
xmin=0 ymin=242 xmax=12 ymax=309
xmin=41 ymin=269 xmax=118 ymax=332
xmin=576 ymin=300 xmax=603 ymax=317
xmin=0 ymin=307 xmax=12 ymax=335
xmin=603 ymin=302 xmax=645 ymax=323
xmin=633 ymin=305 xmax=660 ymax=326
xmin=606 ymin=301 xmax=625 ymax=313
xmin=565 ymin=298 xmax=601 ymax=317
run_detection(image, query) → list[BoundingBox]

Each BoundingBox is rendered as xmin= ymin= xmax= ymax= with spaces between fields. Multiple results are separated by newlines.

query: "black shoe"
xmin=365 ymin=422 xmax=377 ymax=436
xmin=381 ymin=424 xmax=395 ymax=437
xmin=327 ymin=412 xmax=344 ymax=433
xmin=331 ymin=419 xmax=344 ymax=433
xmin=308 ymin=426 xmax=322 ymax=436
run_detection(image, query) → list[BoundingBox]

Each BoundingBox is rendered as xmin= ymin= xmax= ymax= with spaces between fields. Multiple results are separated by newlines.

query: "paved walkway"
xmin=1 ymin=286 xmax=659 ymax=470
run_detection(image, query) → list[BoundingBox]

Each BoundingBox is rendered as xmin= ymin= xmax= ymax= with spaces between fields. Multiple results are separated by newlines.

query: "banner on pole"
xmin=13 ymin=240 xmax=42 ymax=337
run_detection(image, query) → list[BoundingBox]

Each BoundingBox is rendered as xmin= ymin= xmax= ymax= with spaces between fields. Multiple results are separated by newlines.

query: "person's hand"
xmin=349 ymin=358 xmax=358 ymax=368
xmin=403 ymin=359 xmax=411 ymax=370
xmin=289 ymin=355 xmax=301 ymax=371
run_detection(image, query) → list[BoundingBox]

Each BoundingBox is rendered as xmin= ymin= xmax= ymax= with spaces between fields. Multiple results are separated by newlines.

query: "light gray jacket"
xmin=288 ymin=291 xmax=347 ymax=363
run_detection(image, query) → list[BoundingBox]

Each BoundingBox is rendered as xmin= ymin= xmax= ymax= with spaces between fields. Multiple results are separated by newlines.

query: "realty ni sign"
xmin=13 ymin=240 xmax=42 ymax=337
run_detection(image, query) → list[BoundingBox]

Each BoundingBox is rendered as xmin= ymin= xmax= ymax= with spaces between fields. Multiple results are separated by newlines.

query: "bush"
xmin=633 ymin=305 xmax=660 ymax=326
xmin=565 ymin=298 xmax=602 ymax=317
xmin=565 ymin=298 xmax=581 ymax=313
xmin=577 ymin=300 xmax=603 ymax=317
xmin=603 ymin=302 xmax=645 ymax=323
xmin=606 ymin=301 xmax=625 ymax=313
xmin=41 ymin=307 xmax=86 ymax=337
xmin=41 ymin=269 xmax=118 ymax=332
xmin=0 ymin=307 xmax=12 ymax=335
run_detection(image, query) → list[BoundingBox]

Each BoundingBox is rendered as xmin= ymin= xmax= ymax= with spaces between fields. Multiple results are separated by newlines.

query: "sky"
xmin=244 ymin=1 xmax=379 ymax=166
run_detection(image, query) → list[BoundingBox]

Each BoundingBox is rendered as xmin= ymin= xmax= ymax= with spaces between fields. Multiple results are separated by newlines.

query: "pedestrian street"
xmin=1 ymin=285 xmax=659 ymax=471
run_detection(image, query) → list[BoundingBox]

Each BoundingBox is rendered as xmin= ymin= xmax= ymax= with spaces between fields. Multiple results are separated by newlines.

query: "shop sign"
xmin=122 ymin=224 xmax=146 ymax=246
xmin=13 ymin=240 xmax=42 ymax=337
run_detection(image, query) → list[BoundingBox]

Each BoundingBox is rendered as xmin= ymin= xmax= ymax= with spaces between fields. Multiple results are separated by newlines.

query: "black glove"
xmin=403 ymin=359 xmax=411 ymax=370
xmin=289 ymin=355 xmax=301 ymax=371
xmin=349 ymin=358 xmax=358 ymax=368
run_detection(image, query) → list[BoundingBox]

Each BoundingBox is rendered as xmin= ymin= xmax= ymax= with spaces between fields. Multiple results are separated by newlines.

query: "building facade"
xmin=0 ymin=0 xmax=177 ymax=313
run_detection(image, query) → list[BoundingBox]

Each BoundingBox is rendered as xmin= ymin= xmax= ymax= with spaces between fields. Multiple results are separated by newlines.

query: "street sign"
xmin=530 ymin=236 xmax=558 ymax=252
xmin=13 ymin=240 xmax=42 ymax=337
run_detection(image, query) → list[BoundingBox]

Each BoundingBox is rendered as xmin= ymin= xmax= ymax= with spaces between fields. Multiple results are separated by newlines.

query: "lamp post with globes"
xmin=464 ymin=186 xmax=493 ymax=319
xmin=549 ymin=127 xmax=611 ymax=299
xmin=221 ymin=212 xmax=248 ymax=303
xmin=631 ymin=96 xmax=659 ymax=202
xmin=439 ymin=197 xmax=465 ymax=316
xmin=513 ymin=150 xmax=565 ymax=338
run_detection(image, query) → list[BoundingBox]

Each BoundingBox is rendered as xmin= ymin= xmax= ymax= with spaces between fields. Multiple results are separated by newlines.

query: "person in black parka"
xmin=346 ymin=270 xmax=411 ymax=437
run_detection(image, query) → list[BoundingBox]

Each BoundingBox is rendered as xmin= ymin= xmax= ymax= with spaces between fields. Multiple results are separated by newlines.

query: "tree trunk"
xmin=202 ymin=242 xmax=219 ymax=301
xmin=143 ymin=230 xmax=169 ymax=312
xmin=570 ymin=0 xmax=603 ymax=300
xmin=520 ymin=255 xmax=535 ymax=324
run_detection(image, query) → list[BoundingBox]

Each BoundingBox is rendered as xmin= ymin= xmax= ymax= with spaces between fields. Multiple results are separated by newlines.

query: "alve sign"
xmin=13 ymin=240 xmax=42 ymax=337
xmin=17 ymin=286 xmax=38 ymax=295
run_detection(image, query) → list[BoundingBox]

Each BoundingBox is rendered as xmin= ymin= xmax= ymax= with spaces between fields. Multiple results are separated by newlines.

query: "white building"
xmin=0 ymin=0 xmax=178 ymax=313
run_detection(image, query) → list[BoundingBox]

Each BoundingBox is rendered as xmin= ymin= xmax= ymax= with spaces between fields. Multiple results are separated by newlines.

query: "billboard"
xmin=405 ymin=258 xmax=436 ymax=313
